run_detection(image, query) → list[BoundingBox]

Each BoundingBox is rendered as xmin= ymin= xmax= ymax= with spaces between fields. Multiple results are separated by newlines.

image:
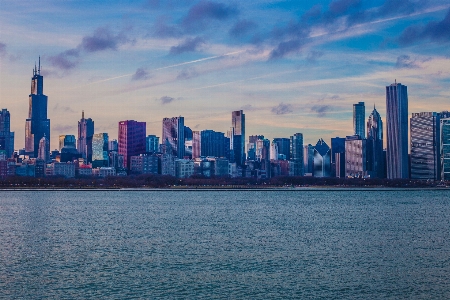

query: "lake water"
xmin=0 ymin=189 xmax=449 ymax=299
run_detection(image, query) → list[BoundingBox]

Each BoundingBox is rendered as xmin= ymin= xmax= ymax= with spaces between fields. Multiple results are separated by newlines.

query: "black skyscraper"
xmin=25 ymin=58 xmax=50 ymax=158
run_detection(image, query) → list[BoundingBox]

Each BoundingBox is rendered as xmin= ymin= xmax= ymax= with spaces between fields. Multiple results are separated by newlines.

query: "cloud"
xmin=132 ymin=68 xmax=150 ymax=81
xmin=153 ymin=17 xmax=183 ymax=38
xmin=177 ymin=67 xmax=198 ymax=80
xmin=0 ymin=42 xmax=6 ymax=56
xmin=182 ymin=1 xmax=239 ymax=31
xmin=398 ymin=8 xmax=450 ymax=46
xmin=269 ymin=39 xmax=306 ymax=59
xmin=327 ymin=0 xmax=362 ymax=18
xmin=229 ymin=20 xmax=257 ymax=38
xmin=170 ymin=37 xmax=205 ymax=55
xmin=311 ymin=105 xmax=331 ymax=117
xmin=306 ymin=50 xmax=324 ymax=62
xmin=271 ymin=103 xmax=293 ymax=115
xmin=158 ymin=96 xmax=176 ymax=104
xmin=48 ymin=48 xmax=80 ymax=70
xmin=53 ymin=103 xmax=76 ymax=113
xmin=395 ymin=55 xmax=420 ymax=69
xmin=81 ymin=27 xmax=130 ymax=52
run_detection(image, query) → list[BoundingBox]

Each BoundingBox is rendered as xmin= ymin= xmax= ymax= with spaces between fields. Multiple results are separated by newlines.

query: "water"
xmin=0 ymin=189 xmax=449 ymax=299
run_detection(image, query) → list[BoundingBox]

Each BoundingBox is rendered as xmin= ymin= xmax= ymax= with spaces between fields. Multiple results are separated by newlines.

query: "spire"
xmin=38 ymin=56 xmax=41 ymax=74
xmin=82 ymin=110 xmax=84 ymax=119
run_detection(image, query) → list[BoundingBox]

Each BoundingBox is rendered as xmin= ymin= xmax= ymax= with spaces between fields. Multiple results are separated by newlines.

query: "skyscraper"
xmin=331 ymin=137 xmax=346 ymax=178
xmin=290 ymin=133 xmax=304 ymax=176
xmin=162 ymin=116 xmax=185 ymax=158
xmin=59 ymin=135 xmax=76 ymax=151
xmin=353 ymin=102 xmax=365 ymax=138
xmin=231 ymin=110 xmax=245 ymax=166
xmin=313 ymin=138 xmax=331 ymax=177
xmin=25 ymin=58 xmax=50 ymax=158
xmin=345 ymin=135 xmax=367 ymax=178
xmin=92 ymin=133 xmax=109 ymax=163
xmin=386 ymin=81 xmax=409 ymax=179
xmin=410 ymin=112 xmax=441 ymax=180
xmin=367 ymin=106 xmax=384 ymax=178
xmin=118 ymin=120 xmax=146 ymax=169
xmin=77 ymin=111 xmax=94 ymax=163
xmin=441 ymin=117 xmax=450 ymax=180
xmin=273 ymin=138 xmax=291 ymax=160
xmin=146 ymin=135 xmax=160 ymax=153
xmin=0 ymin=108 xmax=14 ymax=158
xmin=37 ymin=136 xmax=49 ymax=162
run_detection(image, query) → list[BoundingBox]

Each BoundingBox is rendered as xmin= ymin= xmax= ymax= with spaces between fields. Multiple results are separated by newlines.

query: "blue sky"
xmin=1 ymin=0 xmax=450 ymax=150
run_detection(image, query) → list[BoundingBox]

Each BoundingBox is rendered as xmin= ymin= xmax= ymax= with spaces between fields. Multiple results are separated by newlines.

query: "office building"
xmin=130 ymin=154 xmax=159 ymax=175
xmin=0 ymin=108 xmax=14 ymax=158
xmin=59 ymin=135 xmax=76 ymax=151
xmin=162 ymin=116 xmax=185 ymax=158
xmin=367 ymin=106 xmax=385 ymax=178
xmin=331 ymin=137 xmax=346 ymax=178
xmin=109 ymin=139 xmax=118 ymax=152
xmin=196 ymin=130 xmax=230 ymax=159
xmin=410 ymin=112 xmax=441 ymax=180
xmin=37 ymin=136 xmax=50 ymax=162
xmin=231 ymin=110 xmax=245 ymax=166
xmin=25 ymin=58 xmax=50 ymax=158
xmin=386 ymin=81 xmax=409 ymax=179
xmin=118 ymin=120 xmax=146 ymax=169
xmin=313 ymin=138 xmax=331 ymax=177
xmin=345 ymin=135 xmax=367 ymax=178
xmin=303 ymin=144 xmax=314 ymax=175
xmin=441 ymin=117 xmax=450 ymax=180
xmin=92 ymin=133 xmax=109 ymax=167
xmin=290 ymin=133 xmax=304 ymax=176
xmin=353 ymin=102 xmax=365 ymax=138
xmin=77 ymin=111 xmax=94 ymax=163
xmin=146 ymin=135 xmax=159 ymax=153
xmin=273 ymin=138 xmax=291 ymax=160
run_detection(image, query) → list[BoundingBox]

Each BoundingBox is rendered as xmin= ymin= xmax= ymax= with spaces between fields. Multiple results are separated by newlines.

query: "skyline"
xmin=1 ymin=0 xmax=450 ymax=150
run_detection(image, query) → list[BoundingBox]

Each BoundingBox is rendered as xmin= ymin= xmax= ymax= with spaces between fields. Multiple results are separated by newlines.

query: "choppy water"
xmin=0 ymin=189 xmax=449 ymax=299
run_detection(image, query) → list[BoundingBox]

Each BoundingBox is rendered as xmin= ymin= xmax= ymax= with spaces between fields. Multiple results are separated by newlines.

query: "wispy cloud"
xmin=170 ymin=37 xmax=205 ymax=55
xmin=271 ymin=103 xmax=293 ymax=115
xmin=132 ymin=68 xmax=151 ymax=81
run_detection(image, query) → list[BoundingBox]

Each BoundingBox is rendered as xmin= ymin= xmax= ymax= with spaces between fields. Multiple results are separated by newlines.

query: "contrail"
xmin=85 ymin=50 xmax=245 ymax=86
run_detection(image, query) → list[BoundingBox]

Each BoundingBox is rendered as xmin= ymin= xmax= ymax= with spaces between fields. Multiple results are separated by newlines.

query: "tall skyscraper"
xmin=331 ymin=137 xmax=346 ymax=178
xmin=410 ymin=112 xmax=441 ymax=180
xmin=37 ymin=136 xmax=49 ymax=162
xmin=59 ymin=135 xmax=76 ymax=151
xmin=77 ymin=111 xmax=94 ymax=163
xmin=92 ymin=133 xmax=109 ymax=162
xmin=199 ymin=130 xmax=230 ymax=159
xmin=386 ymin=81 xmax=409 ymax=179
xmin=273 ymin=138 xmax=291 ymax=160
xmin=118 ymin=120 xmax=146 ymax=169
xmin=162 ymin=116 xmax=185 ymax=158
xmin=303 ymin=144 xmax=314 ymax=175
xmin=25 ymin=58 xmax=50 ymax=158
xmin=345 ymin=135 xmax=367 ymax=178
xmin=313 ymin=138 xmax=331 ymax=177
xmin=0 ymin=108 xmax=14 ymax=158
xmin=231 ymin=110 xmax=245 ymax=166
xmin=367 ymin=106 xmax=384 ymax=178
xmin=353 ymin=102 xmax=365 ymax=138
xmin=290 ymin=133 xmax=304 ymax=176
xmin=441 ymin=117 xmax=450 ymax=180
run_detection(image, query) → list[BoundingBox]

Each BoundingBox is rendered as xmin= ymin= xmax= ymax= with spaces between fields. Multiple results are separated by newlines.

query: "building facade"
xmin=273 ymin=138 xmax=290 ymax=160
xmin=231 ymin=110 xmax=245 ymax=166
xmin=386 ymin=81 xmax=409 ymax=179
xmin=331 ymin=137 xmax=346 ymax=178
xmin=367 ymin=106 xmax=385 ymax=178
xmin=345 ymin=135 xmax=367 ymax=178
xmin=313 ymin=138 xmax=331 ymax=177
xmin=59 ymin=135 xmax=76 ymax=151
xmin=25 ymin=59 xmax=50 ymax=158
xmin=290 ymin=133 xmax=304 ymax=176
xmin=441 ymin=117 xmax=450 ymax=180
xmin=353 ymin=101 xmax=365 ymax=138
xmin=118 ymin=120 xmax=146 ymax=169
xmin=162 ymin=116 xmax=185 ymax=158
xmin=0 ymin=108 xmax=14 ymax=158
xmin=77 ymin=111 xmax=94 ymax=163
xmin=92 ymin=133 xmax=109 ymax=167
xmin=146 ymin=135 xmax=160 ymax=153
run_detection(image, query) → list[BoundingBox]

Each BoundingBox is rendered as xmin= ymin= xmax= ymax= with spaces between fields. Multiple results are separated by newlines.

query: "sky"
xmin=1 ymin=0 xmax=450 ymax=151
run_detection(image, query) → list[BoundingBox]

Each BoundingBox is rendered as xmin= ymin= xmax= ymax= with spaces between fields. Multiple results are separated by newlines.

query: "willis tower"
xmin=25 ymin=57 xmax=50 ymax=158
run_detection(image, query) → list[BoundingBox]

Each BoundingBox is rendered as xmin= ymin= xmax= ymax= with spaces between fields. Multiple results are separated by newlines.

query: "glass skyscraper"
xmin=313 ymin=138 xmax=331 ymax=177
xmin=25 ymin=58 xmax=50 ymax=158
xmin=162 ymin=116 xmax=185 ymax=158
xmin=77 ymin=111 xmax=94 ymax=163
xmin=231 ymin=110 xmax=245 ymax=166
xmin=441 ymin=117 xmax=450 ymax=180
xmin=353 ymin=102 xmax=365 ymax=138
xmin=92 ymin=133 xmax=109 ymax=162
xmin=367 ymin=106 xmax=384 ymax=178
xmin=118 ymin=120 xmax=146 ymax=169
xmin=59 ymin=135 xmax=76 ymax=151
xmin=0 ymin=108 xmax=14 ymax=158
xmin=273 ymin=138 xmax=290 ymax=160
xmin=386 ymin=81 xmax=409 ymax=179
xmin=290 ymin=133 xmax=303 ymax=176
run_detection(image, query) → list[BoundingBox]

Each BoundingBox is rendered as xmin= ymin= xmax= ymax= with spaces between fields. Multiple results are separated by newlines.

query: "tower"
xmin=162 ymin=116 xmax=185 ymax=158
xmin=231 ymin=110 xmax=245 ymax=166
xmin=77 ymin=111 xmax=94 ymax=163
xmin=118 ymin=120 xmax=146 ymax=169
xmin=290 ymin=133 xmax=304 ymax=176
xmin=367 ymin=105 xmax=385 ymax=178
xmin=0 ymin=108 xmax=14 ymax=158
xmin=25 ymin=57 xmax=50 ymax=158
xmin=353 ymin=102 xmax=365 ymax=138
xmin=386 ymin=81 xmax=409 ymax=179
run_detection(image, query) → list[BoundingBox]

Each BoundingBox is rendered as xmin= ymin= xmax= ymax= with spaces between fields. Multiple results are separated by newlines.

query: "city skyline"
xmin=1 ymin=1 xmax=450 ymax=150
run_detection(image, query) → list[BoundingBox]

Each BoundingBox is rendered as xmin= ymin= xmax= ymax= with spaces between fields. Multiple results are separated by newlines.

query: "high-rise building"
xmin=353 ymin=102 xmax=365 ymax=138
xmin=386 ymin=81 xmax=409 ymax=179
xmin=410 ymin=112 xmax=441 ymax=180
xmin=270 ymin=142 xmax=279 ymax=160
xmin=108 ymin=139 xmax=118 ymax=152
xmin=77 ymin=111 xmax=94 ymax=163
xmin=303 ymin=144 xmax=314 ymax=175
xmin=367 ymin=106 xmax=385 ymax=178
xmin=273 ymin=138 xmax=290 ymax=160
xmin=37 ymin=136 xmax=50 ymax=162
xmin=290 ymin=133 xmax=303 ymax=176
xmin=198 ymin=130 xmax=230 ymax=159
xmin=313 ymin=138 xmax=331 ymax=177
xmin=92 ymin=133 xmax=109 ymax=163
xmin=331 ymin=137 xmax=346 ymax=178
xmin=441 ymin=117 xmax=450 ymax=180
xmin=25 ymin=58 xmax=50 ymax=158
xmin=345 ymin=135 xmax=367 ymax=178
xmin=118 ymin=120 xmax=146 ymax=169
xmin=231 ymin=110 xmax=245 ymax=166
xmin=146 ymin=135 xmax=160 ymax=153
xmin=59 ymin=135 xmax=76 ymax=151
xmin=0 ymin=108 xmax=14 ymax=158
xmin=162 ymin=116 xmax=185 ymax=158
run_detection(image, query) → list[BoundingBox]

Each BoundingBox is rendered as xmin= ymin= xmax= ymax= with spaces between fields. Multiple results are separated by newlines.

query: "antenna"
xmin=82 ymin=110 xmax=84 ymax=119
xmin=38 ymin=56 xmax=41 ymax=74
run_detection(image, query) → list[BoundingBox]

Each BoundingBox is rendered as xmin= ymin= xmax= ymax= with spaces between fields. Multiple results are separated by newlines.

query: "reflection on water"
xmin=0 ymin=190 xmax=449 ymax=299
